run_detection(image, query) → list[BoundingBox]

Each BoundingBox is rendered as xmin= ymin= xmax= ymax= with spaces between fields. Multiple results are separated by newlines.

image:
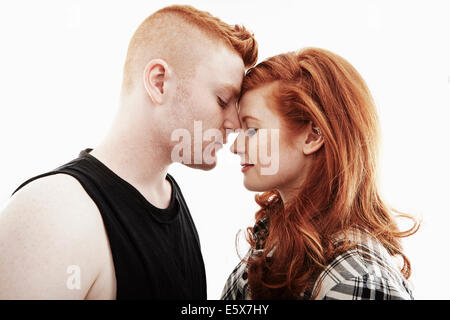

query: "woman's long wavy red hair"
xmin=242 ymin=48 xmax=420 ymax=299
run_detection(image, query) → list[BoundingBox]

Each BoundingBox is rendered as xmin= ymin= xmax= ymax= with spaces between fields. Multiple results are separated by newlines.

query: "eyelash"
xmin=217 ymin=97 xmax=228 ymax=109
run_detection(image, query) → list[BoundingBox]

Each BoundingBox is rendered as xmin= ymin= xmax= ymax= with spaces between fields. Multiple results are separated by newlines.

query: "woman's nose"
xmin=229 ymin=129 xmax=245 ymax=155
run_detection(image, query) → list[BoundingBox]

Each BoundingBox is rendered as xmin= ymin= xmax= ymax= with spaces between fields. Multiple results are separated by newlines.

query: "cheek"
xmin=276 ymin=140 xmax=307 ymax=177
xmin=243 ymin=140 xmax=306 ymax=191
xmin=193 ymin=103 xmax=224 ymax=136
xmin=176 ymin=91 xmax=224 ymax=134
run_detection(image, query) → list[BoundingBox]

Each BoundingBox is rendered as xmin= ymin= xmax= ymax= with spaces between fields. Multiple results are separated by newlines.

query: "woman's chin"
xmin=243 ymin=179 xmax=271 ymax=193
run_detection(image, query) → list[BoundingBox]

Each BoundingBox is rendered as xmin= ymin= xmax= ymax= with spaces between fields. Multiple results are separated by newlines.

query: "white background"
xmin=0 ymin=0 xmax=449 ymax=299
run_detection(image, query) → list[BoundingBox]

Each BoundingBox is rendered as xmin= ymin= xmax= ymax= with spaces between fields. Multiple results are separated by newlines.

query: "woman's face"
xmin=230 ymin=83 xmax=314 ymax=198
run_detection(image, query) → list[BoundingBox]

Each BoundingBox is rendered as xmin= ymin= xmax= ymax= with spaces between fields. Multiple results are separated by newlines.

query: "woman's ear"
xmin=303 ymin=121 xmax=324 ymax=155
xmin=143 ymin=59 xmax=171 ymax=105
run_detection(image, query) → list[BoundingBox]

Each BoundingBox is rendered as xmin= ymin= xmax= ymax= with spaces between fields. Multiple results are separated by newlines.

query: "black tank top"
xmin=12 ymin=149 xmax=207 ymax=299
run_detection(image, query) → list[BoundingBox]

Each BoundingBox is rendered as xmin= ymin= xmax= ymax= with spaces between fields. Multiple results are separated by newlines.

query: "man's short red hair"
xmin=122 ymin=5 xmax=258 ymax=91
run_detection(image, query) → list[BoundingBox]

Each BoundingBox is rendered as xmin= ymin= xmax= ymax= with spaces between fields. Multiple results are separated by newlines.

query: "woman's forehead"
xmin=238 ymin=87 xmax=281 ymax=127
xmin=239 ymin=84 xmax=277 ymax=115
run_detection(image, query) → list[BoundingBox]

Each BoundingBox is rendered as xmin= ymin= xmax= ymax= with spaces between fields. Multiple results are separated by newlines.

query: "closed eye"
xmin=217 ymin=96 xmax=228 ymax=109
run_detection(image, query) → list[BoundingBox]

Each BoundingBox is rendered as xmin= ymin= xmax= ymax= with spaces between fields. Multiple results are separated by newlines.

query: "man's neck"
xmin=90 ymin=121 xmax=174 ymax=209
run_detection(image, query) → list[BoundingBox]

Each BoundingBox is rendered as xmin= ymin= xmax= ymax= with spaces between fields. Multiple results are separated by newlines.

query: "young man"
xmin=0 ymin=5 xmax=257 ymax=299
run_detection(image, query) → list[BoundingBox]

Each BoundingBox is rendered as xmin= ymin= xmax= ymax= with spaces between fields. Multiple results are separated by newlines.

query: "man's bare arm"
xmin=0 ymin=174 xmax=105 ymax=299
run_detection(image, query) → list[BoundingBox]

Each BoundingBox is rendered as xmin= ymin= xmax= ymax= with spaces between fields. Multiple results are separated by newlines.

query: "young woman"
xmin=221 ymin=48 xmax=419 ymax=300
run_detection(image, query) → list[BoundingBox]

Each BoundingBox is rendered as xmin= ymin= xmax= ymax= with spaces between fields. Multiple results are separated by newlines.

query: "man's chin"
xmin=184 ymin=161 xmax=217 ymax=171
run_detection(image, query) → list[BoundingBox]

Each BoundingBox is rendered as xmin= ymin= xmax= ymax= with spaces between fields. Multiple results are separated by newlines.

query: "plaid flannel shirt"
xmin=221 ymin=217 xmax=414 ymax=300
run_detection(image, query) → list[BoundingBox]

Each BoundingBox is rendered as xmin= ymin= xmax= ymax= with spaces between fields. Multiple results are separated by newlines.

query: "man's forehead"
xmin=199 ymin=44 xmax=245 ymax=78
xmin=221 ymin=83 xmax=242 ymax=96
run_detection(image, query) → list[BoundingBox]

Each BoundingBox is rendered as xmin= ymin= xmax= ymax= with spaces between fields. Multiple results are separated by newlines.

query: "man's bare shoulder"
xmin=0 ymin=173 xmax=107 ymax=299
xmin=11 ymin=173 xmax=96 ymax=208
xmin=4 ymin=173 xmax=103 ymax=236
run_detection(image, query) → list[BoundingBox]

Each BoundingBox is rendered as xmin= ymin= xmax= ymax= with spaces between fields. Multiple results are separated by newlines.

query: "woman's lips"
xmin=241 ymin=163 xmax=254 ymax=173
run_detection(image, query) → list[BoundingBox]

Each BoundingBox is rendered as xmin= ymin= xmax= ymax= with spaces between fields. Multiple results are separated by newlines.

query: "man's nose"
xmin=223 ymin=102 xmax=241 ymax=132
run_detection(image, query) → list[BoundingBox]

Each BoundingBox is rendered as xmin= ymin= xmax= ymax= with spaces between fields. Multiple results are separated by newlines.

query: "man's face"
xmin=169 ymin=44 xmax=245 ymax=170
